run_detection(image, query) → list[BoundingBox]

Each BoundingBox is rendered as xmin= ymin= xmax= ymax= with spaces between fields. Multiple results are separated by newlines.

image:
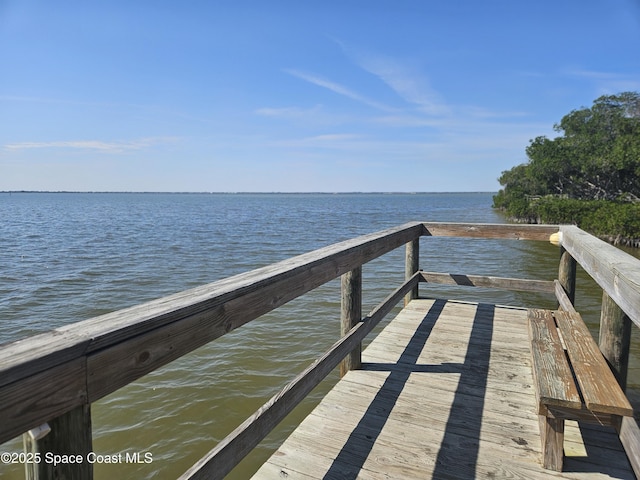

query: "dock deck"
xmin=252 ymin=298 xmax=634 ymax=479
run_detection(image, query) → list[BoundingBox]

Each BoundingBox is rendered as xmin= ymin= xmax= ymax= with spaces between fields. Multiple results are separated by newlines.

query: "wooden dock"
xmin=3 ymin=222 xmax=639 ymax=480
xmin=252 ymin=298 xmax=634 ymax=479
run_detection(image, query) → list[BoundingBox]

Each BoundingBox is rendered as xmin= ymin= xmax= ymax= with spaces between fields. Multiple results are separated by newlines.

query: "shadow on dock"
xmin=323 ymin=300 xmax=495 ymax=479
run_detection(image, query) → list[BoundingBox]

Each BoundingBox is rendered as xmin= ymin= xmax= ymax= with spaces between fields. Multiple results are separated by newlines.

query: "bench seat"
xmin=527 ymin=309 xmax=633 ymax=471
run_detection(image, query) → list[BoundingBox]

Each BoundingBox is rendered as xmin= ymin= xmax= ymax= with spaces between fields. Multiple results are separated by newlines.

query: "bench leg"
xmin=539 ymin=414 xmax=564 ymax=471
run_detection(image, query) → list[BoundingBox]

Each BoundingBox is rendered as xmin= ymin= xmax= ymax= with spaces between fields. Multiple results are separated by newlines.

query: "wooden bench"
xmin=527 ymin=309 xmax=634 ymax=471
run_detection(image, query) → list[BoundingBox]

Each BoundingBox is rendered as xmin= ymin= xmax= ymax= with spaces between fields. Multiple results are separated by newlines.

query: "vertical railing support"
xmin=599 ymin=291 xmax=632 ymax=390
xmin=33 ymin=404 xmax=94 ymax=480
xmin=340 ymin=266 xmax=362 ymax=377
xmin=404 ymin=239 xmax=419 ymax=307
xmin=23 ymin=424 xmax=50 ymax=480
xmin=558 ymin=246 xmax=576 ymax=309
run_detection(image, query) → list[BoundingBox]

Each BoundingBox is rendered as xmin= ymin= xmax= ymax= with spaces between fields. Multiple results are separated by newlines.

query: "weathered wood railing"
xmin=1 ymin=222 xmax=638 ymax=479
xmin=556 ymin=226 xmax=640 ymax=477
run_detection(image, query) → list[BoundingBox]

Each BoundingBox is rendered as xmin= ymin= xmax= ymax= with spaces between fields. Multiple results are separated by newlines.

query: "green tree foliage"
xmin=493 ymin=92 xmax=640 ymax=243
xmin=496 ymin=92 xmax=640 ymax=204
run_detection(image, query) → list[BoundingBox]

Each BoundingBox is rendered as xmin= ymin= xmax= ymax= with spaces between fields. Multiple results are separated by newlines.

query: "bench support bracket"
xmin=539 ymin=410 xmax=564 ymax=471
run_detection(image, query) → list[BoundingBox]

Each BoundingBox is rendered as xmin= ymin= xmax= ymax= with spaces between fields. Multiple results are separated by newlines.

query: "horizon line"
xmin=1 ymin=190 xmax=498 ymax=195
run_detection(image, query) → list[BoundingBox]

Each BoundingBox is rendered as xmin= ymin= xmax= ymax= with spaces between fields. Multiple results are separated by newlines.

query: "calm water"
xmin=1 ymin=192 xmax=638 ymax=479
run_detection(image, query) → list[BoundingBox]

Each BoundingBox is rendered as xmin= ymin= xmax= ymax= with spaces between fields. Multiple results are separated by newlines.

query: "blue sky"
xmin=1 ymin=0 xmax=639 ymax=192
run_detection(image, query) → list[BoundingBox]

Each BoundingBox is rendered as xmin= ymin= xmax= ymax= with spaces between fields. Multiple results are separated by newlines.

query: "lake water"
xmin=1 ymin=192 xmax=638 ymax=479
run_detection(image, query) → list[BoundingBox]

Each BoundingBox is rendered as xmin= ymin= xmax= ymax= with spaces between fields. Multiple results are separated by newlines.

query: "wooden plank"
xmin=0 ymin=330 xmax=90 ymax=390
xmin=619 ymin=416 xmax=640 ymax=479
xmin=270 ymin=386 xmax=550 ymax=477
xmin=86 ymin=304 xmax=231 ymax=402
xmin=545 ymin=405 xmax=618 ymax=426
xmin=334 ymin=377 xmax=629 ymax=477
xmin=560 ymin=225 xmax=640 ymax=328
xmin=420 ymin=271 xmax=555 ymax=293
xmin=554 ymin=280 xmax=577 ymax=314
xmin=259 ymin=434 xmax=617 ymax=480
xmin=422 ymin=222 xmax=559 ymax=241
xmin=527 ymin=309 xmax=581 ymax=411
xmin=359 ymin=356 xmax=535 ymax=400
xmin=290 ymin=403 xmax=541 ymax=465
xmin=323 ymin=373 xmax=539 ymax=429
xmin=554 ymin=310 xmax=633 ymax=416
xmin=0 ymin=358 xmax=87 ymax=445
xmin=252 ymin=462 xmax=317 ymax=480
xmin=379 ymin=318 xmax=530 ymax=340
xmin=368 ymin=326 xmax=533 ymax=364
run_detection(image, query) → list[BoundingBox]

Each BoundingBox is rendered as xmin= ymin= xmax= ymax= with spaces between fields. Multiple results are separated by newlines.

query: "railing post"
xmin=557 ymin=246 xmax=576 ymax=309
xmin=405 ymin=239 xmax=419 ymax=306
xmin=23 ymin=424 xmax=50 ymax=480
xmin=340 ymin=266 xmax=362 ymax=377
xmin=599 ymin=291 xmax=632 ymax=390
xmin=32 ymin=405 xmax=94 ymax=480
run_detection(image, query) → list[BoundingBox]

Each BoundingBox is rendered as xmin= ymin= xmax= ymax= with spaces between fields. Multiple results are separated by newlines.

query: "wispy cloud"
xmin=370 ymin=115 xmax=445 ymax=128
xmin=284 ymin=69 xmax=395 ymax=112
xmin=3 ymin=137 xmax=178 ymax=153
xmin=255 ymin=105 xmax=323 ymax=118
xmin=329 ymin=38 xmax=452 ymax=117
xmin=268 ymin=42 xmax=544 ymax=167
xmin=354 ymin=54 xmax=451 ymax=116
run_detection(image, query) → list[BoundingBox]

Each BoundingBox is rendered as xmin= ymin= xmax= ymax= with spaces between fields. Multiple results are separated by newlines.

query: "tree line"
xmin=493 ymin=92 xmax=640 ymax=245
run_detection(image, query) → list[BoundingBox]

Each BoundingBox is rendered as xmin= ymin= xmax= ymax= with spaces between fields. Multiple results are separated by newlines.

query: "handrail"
xmin=0 ymin=221 xmax=424 ymax=445
xmin=5 ymin=221 xmax=640 ymax=479
xmin=554 ymin=279 xmax=578 ymax=314
xmin=560 ymin=225 xmax=640 ymax=327
xmin=421 ymin=222 xmax=558 ymax=240
xmin=557 ymin=225 xmax=640 ymax=478
xmin=419 ymin=271 xmax=555 ymax=293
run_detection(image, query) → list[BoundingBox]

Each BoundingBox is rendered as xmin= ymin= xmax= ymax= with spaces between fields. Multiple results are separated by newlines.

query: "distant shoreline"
xmin=1 ymin=190 xmax=497 ymax=195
